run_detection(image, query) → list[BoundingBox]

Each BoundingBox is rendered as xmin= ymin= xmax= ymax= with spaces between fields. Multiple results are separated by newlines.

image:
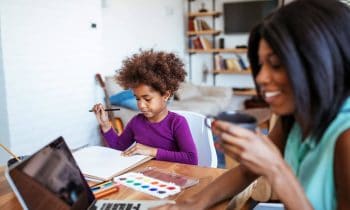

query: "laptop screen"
xmin=7 ymin=137 xmax=95 ymax=210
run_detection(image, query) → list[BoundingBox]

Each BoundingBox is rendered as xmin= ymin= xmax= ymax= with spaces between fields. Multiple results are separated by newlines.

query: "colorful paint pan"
xmin=114 ymin=172 xmax=181 ymax=198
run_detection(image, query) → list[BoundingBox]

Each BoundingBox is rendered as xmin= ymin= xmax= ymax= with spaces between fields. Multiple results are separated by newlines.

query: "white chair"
xmin=173 ymin=110 xmax=218 ymax=168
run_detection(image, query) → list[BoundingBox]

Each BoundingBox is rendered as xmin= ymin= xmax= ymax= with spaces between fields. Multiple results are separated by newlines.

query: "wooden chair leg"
xmin=111 ymin=117 xmax=124 ymax=134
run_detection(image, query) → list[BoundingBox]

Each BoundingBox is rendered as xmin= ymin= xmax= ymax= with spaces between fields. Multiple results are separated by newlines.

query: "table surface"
xmin=0 ymin=160 xmax=231 ymax=210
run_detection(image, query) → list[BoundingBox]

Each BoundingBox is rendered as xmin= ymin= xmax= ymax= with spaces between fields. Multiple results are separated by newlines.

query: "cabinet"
xmin=186 ymin=0 xmax=250 ymax=86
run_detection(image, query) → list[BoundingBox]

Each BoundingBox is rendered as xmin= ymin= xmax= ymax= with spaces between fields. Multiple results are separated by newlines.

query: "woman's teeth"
xmin=265 ymin=91 xmax=280 ymax=98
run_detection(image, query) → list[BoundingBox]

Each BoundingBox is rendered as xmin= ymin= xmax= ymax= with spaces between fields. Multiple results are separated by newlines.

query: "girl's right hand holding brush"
xmin=92 ymin=103 xmax=112 ymax=132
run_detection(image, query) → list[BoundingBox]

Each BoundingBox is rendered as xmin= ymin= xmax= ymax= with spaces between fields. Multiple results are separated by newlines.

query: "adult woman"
xmin=153 ymin=0 xmax=350 ymax=209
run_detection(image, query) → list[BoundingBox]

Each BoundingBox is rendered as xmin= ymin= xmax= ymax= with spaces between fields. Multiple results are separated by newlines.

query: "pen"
xmin=89 ymin=108 xmax=120 ymax=112
xmin=94 ymin=186 xmax=119 ymax=199
xmin=91 ymin=181 xmax=114 ymax=191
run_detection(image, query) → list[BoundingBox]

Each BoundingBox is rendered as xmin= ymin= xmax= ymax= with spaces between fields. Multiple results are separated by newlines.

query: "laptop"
xmin=5 ymin=136 xmax=173 ymax=210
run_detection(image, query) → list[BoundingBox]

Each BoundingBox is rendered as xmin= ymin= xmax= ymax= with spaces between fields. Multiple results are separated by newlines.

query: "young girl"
xmin=93 ymin=50 xmax=198 ymax=165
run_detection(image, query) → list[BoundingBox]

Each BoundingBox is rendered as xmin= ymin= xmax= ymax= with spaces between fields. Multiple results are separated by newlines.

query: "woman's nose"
xmin=256 ymin=64 xmax=271 ymax=86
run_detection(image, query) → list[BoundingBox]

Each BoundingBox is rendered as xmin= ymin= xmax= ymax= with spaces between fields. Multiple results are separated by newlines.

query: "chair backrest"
xmin=173 ymin=110 xmax=217 ymax=168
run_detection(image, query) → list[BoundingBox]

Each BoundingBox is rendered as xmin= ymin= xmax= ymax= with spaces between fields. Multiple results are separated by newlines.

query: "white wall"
xmin=100 ymin=0 xmax=186 ymax=76
xmin=0 ymin=20 xmax=11 ymax=164
xmin=0 ymin=0 xmax=103 ymax=164
xmin=0 ymin=0 xmax=186 ymax=165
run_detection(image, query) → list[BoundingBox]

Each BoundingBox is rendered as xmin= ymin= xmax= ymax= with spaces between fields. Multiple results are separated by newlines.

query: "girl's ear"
xmin=163 ymin=91 xmax=171 ymax=101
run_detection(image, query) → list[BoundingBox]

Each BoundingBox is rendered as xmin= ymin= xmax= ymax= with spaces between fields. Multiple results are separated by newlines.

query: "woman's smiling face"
xmin=256 ymin=39 xmax=295 ymax=115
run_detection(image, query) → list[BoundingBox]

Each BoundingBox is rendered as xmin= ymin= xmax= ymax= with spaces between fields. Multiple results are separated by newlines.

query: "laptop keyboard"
xmin=100 ymin=202 xmax=141 ymax=210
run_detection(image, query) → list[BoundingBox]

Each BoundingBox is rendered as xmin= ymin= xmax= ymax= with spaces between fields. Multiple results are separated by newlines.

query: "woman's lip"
xmin=263 ymin=91 xmax=281 ymax=103
xmin=265 ymin=91 xmax=281 ymax=98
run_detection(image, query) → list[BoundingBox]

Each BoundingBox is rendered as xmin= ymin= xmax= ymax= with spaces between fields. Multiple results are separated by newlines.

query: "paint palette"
xmin=114 ymin=172 xmax=181 ymax=198
xmin=137 ymin=167 xmax=199 ymax=189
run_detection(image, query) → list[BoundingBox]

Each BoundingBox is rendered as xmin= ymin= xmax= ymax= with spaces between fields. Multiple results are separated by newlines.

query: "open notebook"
xmin=5 ymin=136 xmax=172 ymax=210
xmin=73 ymin=145 xmax=152 ymax=181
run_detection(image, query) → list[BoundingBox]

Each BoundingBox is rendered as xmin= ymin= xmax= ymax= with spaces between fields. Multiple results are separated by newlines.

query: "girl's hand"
xmin=211 ymin=120 xmax=284 ymax=181
xmin=92 ymin=103 xmax=111 ymax=132
xmin=122 ymin=143 xmax=158 ymax=157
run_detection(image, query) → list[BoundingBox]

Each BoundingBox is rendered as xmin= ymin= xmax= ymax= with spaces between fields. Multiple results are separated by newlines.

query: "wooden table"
xmin=0 ymin=160 xmax=229 ymax=210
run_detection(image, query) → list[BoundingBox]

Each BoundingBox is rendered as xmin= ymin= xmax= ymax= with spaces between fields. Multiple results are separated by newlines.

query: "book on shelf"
xmin=236 ymin=54 xmax=249 ymax=70
xmin=225 ymin=58 xmax=242 ymax=71
xmin=188 ymin=17 xmax=195 ymax=31
xmin=199 ymin=37 xmax=212 ymax=49
xmin=193 ymin=19 xmax=200 ymax=31
xmin=192 ymin=36 xmax=203 ymax=49
xmin=214 ymin=54 xmax=228 ymax=70
xmin=199 ymin=19 xmax=211 ymax=30
xmin=214 ymin=54 xmax=223 ymax=70
xmin=73 ymin=145 xmax=152 ymax=181
xmin=191 ymin=19 xmax=211 ymax=31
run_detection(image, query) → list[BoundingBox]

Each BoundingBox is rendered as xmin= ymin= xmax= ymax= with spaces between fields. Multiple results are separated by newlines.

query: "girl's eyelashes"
xmin=135 ymin=97 xmax=151 ymax=102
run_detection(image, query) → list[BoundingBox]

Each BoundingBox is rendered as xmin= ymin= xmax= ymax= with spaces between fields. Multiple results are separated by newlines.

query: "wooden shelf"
xmin=233 ymin=88 xmax=257 ymax=96
xmin=188 ymin=11 xmax=221 ymax=17
xmin=214 ymin=48 xmax=247 ymax=53
xmin=187 ymin=30 xmax=221 ymax=36
xmin=188 ymin=48 xmax=247 ymax=54
xmin=213 ymin=69 xmax=251 ymax=75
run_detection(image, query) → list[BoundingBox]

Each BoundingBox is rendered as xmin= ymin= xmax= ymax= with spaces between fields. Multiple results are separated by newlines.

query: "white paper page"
xmin=73 ymin=146 xmax=150 ymax=180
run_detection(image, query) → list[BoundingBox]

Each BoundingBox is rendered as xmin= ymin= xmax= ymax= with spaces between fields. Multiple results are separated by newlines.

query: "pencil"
xmin=0 ymin=144 xmax=20 ymax=161
xmin=94 ymin=186 xmax=119 ymax=199
xmin=89 ymin=108 xmax=120 ymax=112
xmin=89 ymin=180 xmax=113 ymax=188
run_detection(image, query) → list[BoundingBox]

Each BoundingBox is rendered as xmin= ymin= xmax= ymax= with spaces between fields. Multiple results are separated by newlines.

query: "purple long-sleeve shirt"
xmin=102 ymin=111 xmax=198 ymax=165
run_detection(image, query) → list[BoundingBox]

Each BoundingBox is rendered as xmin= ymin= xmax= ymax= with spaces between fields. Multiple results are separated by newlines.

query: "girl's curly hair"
xmin=116 ymin=49 xmax=186 ymax=96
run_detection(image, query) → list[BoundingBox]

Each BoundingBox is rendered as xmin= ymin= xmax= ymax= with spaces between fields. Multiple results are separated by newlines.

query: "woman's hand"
xmin=92 ymin=103 xmax=111 ymax=132
xmin=211 ymin=120 xmax=284 ymax=181
xmin=150 ymin=197 xmax=204 ymax=210
xmin=122 ymin=143 xmax=158 ymax=157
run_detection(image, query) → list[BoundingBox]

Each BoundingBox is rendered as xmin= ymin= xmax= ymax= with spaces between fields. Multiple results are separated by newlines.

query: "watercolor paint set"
xmin=137 ymin=167 xmax=199 ymax=189
xmin=114 ymin=172 xmax=181 ymax=198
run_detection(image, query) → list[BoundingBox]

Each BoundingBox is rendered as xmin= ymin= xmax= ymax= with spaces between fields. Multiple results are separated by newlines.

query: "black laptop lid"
xmin=8 ymin=136 xmax=95 ymax=210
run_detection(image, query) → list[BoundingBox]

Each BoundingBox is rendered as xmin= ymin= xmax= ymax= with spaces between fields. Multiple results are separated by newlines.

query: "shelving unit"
xmin=187 ymin=30 xmax=221 ymax=36
xmin=188 ymin=48 xmax=247 ymax=54
xmin=213 ymin=69 xmax=251 ymax=75
xmin=188 ymin=11 xmax=221 ymax=17
xmin=187 ymin=0 xmax=219 ymax=82
xmin=186 ymin=0 xmax=250 ymax=86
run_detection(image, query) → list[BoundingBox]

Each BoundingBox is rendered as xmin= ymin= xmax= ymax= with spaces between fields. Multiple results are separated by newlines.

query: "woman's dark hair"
xmin=116 ymin=49 xmax=186 ymax=96
xmin=248 ymin=0 xmax=350 ymax=140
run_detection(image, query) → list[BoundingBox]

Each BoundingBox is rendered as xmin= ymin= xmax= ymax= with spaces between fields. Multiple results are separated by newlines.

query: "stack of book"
xmin=214 ymin=54 xmax=249 ymax=71
xmin=188 ymin=18 xmax=211 ymax=31
xmin=189 ymin=36 xmax=212 ymax=50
